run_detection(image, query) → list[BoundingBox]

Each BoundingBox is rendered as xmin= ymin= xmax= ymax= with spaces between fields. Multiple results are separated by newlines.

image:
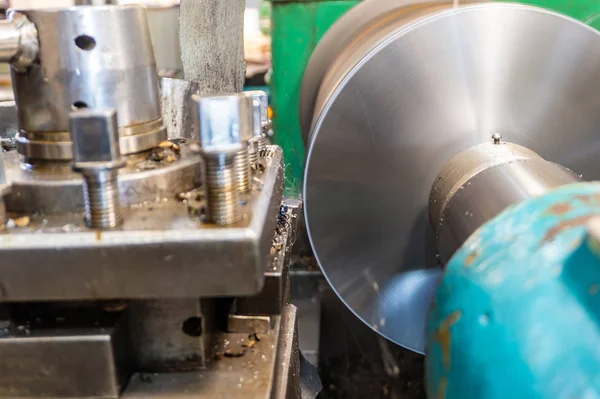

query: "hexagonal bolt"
xmin=0 ymin=151 xmax=10 ymax=226
xmin=191 ymin=93 xmax=251 ymax=225
xmin=232 ymin=95 xmax=253 ymax=194
xmin=69 ymin=109 xmax=126 ymax=229
xmin=245 ymin=91 xmax=269 ymax=151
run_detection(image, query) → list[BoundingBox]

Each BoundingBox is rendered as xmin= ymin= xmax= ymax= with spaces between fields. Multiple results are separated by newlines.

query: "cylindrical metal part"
xmin=191 ymin=93 xmax=252 ymax=225
xmin=70 ymin=108 xmax=126 ymax=228
xmin=430 ymin=142 xmax=581 ymax=263
xmin=11 ymin=5 xmax=166 ymax=160
xmin=302 ymin=2 xmax=600 ymax=352
xmin=205 ymin=154 xmax=240 ymax=225
xmin=234 ymin=148 xmax=251 ymax=193
xmin=82 ymin=169 xmax=122 ymax=229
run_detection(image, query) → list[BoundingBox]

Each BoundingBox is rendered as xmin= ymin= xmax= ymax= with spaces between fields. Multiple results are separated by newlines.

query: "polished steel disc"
xmin=304 ymin=3 xmax=600 ymax=353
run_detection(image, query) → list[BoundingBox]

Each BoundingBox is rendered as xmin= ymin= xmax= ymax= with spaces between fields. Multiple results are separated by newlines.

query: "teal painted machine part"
xmin=427 ymin=182 xmax=600 ymax=399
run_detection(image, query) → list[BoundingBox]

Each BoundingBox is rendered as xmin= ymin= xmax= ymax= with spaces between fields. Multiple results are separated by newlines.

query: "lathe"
xmin=0 ymin=3 xmax=302 ymax=398
xmin=301 ymin=1 xmax=600 ymax=398
xmin=3 ymin=0 xmax=600 ymax=398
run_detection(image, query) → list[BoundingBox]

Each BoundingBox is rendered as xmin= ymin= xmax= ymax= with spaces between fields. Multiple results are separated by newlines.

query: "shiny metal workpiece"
xmin=430 ymin=141 xmax=580 ymax=264
xmin=10 ymin=5 xmax=166 ymax=160
xmin=303 ymin=3 xmax=600 ymax=352
xmin=70 ymin=109 xmax=126 ymax=229
xmin=191 ymin=93 xmax=252 ymax=225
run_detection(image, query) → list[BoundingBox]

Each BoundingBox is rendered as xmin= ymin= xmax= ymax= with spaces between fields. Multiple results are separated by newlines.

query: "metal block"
xmin=123 ymin=304 xmax=300 ymax=399
xmin=0 ymin=149 xmax=283 ymax=301
xmin=236 ymin=199 xmax=302 ymax=315
xmin=129 ymin=299 xmax=216 ymax=371
xmin=0 ymin=320 xmax=131 ymax=398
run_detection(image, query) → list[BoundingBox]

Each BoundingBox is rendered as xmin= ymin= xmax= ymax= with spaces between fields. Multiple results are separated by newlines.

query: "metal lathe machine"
xmin=301 ymin=0 xmax=600 ymax=398
xmin=4 ymin=0 xmax=600 ymax=398
xmin=0 ymin=3 xmax=302 ymax=398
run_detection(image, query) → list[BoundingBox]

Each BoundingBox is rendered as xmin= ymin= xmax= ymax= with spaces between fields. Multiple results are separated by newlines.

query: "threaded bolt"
xmin=256 ymin=135 xmax=267 ymax=152
xmin=191 ymin=93 xmax=253 ymax=225
xmin=205 ymin=153 xmax=240 ymax=225
xmin=69 ymin=109 xmax=126 ymax=230
xmin=81 ymin=169 xmax=122 ymax=229
xmin=233 ymin=147 xmax=251 ymax=193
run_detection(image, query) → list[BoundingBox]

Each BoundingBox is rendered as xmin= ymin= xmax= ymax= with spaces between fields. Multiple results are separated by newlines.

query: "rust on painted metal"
xmin=574 ymin=193 xmax=600 ymax=205
xmin=465 ymin=250 xmax=479 ymax=267
xmin=437 ymin=377 xmax=448 ymax=399
xmin=433 ymin=310 xmax=462 ymax=372
xmin=545 ymin=202 xmax=572 ymax=215
xmin=541 ymin=215 xmax=600 ymax=244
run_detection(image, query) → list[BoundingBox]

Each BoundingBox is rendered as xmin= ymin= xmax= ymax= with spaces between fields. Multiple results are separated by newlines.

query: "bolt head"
xmin=191 ymin=93 xmax=252 ymax=154
xmin=244 ymin=90 xmax=269 ymax=128
xmin=69 ymin=108 xmax=125 ymax=170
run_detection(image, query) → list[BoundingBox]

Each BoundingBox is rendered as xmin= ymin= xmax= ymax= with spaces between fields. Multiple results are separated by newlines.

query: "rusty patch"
xmin=541 ymin=215 xmax=600 ymax=244
xmin=590 ymin=284 xmax=599 ymax=296
xmin=575 ymin=195 xmax=592 ymax=204
xmin=437 ymin=377 xmax=448 ymax=399
xmin=95 ymin=230 xmax=103 ymax=242
xmin=546 ymin=202 xmax=572 ymax=215
xmin=465 ymin=250 xmax=479 ymax=267
xmin=433 ymin=310 xmax=462 ymax=372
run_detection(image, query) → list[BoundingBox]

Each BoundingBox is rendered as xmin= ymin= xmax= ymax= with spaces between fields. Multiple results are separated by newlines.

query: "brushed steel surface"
xmin=11 ymin=5 xmax=166 ymax=159
xmin=433 ymin=142 xmax=581 ymax=263
xmin=0 ymin=318 xmax=131 ymax=398
xmin=300 ymin=0 xmax=468 ymax=144
xmin=0 ymin=148 xmax=283 ymax=300
xmin=304 ymin=3 xmax=600 ymax=352
xmin=3 ymin=146 xmax=201 ymax=214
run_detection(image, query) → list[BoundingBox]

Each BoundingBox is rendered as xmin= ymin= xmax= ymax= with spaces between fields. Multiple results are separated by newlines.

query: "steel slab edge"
xmin=0 ymin=149 xmax=284 ymax=301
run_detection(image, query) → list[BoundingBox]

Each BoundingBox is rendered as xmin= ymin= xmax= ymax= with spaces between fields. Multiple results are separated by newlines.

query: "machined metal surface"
xmin=3 ymin=146 xmax=201 ymax=214
xmin=0 ymin=317 xmax=131 ymax=398
xmin=431 ymin=141 xmax=580 ymax=263
xmin=129 ymin=299 xmax=216 ymax=372
xmin=0 ymin=101 xmax=19 ymax=143
xmin=303 ymin=3 xmax=600 ymax=352
xmin=123 ymin=304 xmax=300 ymax=399
xmin=0 ymin=147 xmax=283 ymax=301
xmin=70 ymin=109 xmax=127 ymax=229
xmin=192 ymin=93 xmax=253 ymax=225
xmin=11 ymin=5 xmax=166 ymax=159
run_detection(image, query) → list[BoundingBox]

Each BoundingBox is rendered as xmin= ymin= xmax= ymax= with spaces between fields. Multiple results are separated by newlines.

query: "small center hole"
xmin=75 ymin=35 xmax=96 ymax=51
xmin=182 ymin=316 xmax=203 ymax=337
xmin=71 ymin=101 xmax=88 ymax=111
